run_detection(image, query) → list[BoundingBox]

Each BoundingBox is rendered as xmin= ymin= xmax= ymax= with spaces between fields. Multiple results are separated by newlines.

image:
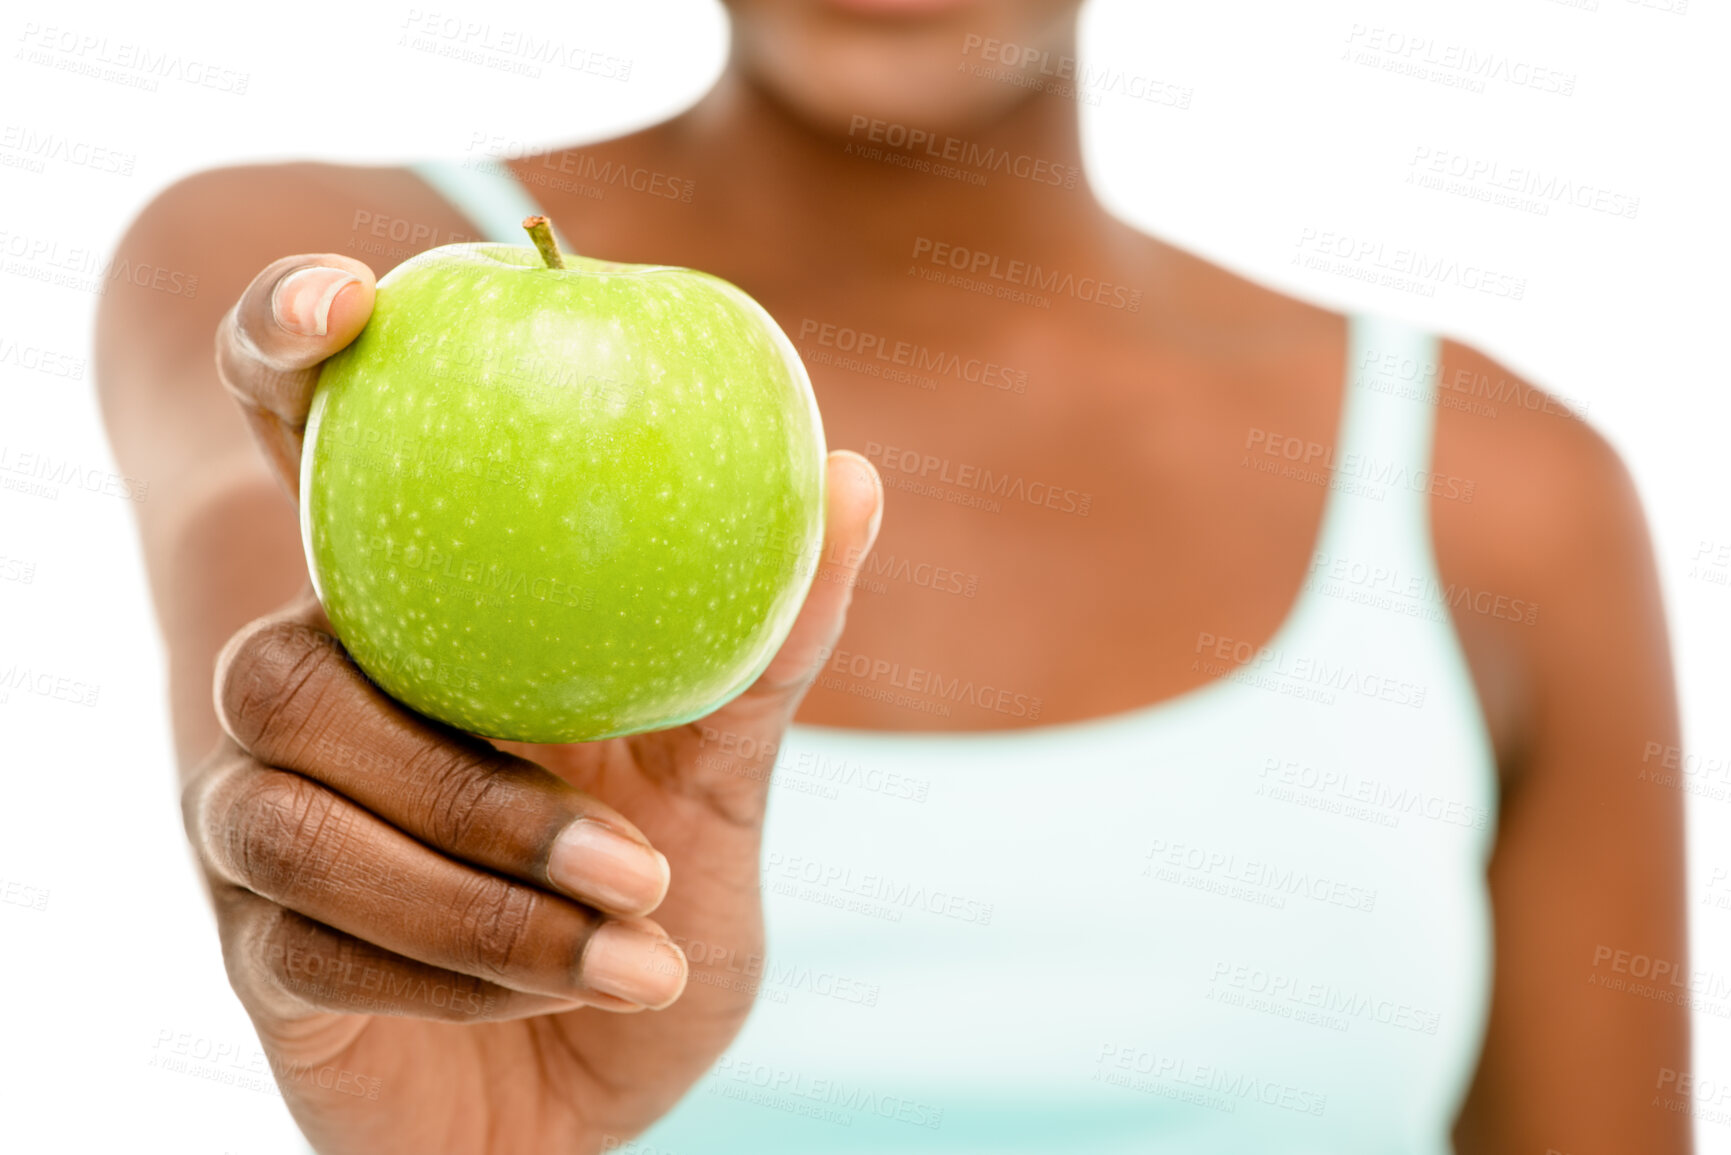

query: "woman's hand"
xmin=190 ymin=255 xmax=883 ymax=1154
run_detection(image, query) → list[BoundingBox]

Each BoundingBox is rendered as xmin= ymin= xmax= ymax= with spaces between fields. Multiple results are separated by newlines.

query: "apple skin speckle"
xmin=300 ymin=243 xmax=826 ymax=743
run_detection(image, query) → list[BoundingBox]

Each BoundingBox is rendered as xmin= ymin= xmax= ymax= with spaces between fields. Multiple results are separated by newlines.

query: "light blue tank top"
xmin=408 ymin=158 xmax=1502 ymax=1154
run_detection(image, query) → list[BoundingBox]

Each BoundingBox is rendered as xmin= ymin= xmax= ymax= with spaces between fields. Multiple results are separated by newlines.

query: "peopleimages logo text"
xmin=797 ymin=318 xmax=1027 ymax=394
xmin=847 ymin=117 xmax=1079 ymax=188
xmin=911 ymin=237 xmax=1141 ymax=312
xmin=1293 ymin=229 xmax=1525 ymax=301
xmin=863 ymin=440 xmax=1093 ymax=517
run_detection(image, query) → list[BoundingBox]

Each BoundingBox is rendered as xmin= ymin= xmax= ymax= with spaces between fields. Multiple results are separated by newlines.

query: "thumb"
xmin=732 ymin=449 xmax=883 ymax=710
xmin=669 ymin=449 xmax=880 ymax=823
xmin=215 ymin=255 xmax=376 ymax=502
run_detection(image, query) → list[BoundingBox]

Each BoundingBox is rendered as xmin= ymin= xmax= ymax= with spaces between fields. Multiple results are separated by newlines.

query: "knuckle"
xmin=252 ymin=902 xmax=318 ymax=996
xmin=450 ymin=872 xmax=540 ymax=981
xmin=214 ymin=302 xmax=254 ymax=382
xmin=180 ymin=748 xmax=233 ymax=854
xmin=224 ymin=259 xmax=296 ymax=359
xmin=216 ymin=618 xmax=347 ymax=758
xmin=217 ymin=297 xmax=308 ymax=406
xmin=214 ymin=890 xmax=293 ymax=1000
xmin=252 ymin=906 xmax=366 ymax=1013
xmin=213 ymin=768 xmax=352 ymax=901
xmin=408 ymin=747 xmax=511 ymax=854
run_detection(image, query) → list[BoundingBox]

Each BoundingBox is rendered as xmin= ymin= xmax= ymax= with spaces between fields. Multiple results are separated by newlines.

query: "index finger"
xmin=213 ymin=598 xmax=671 ymax=918
xmin=215 ymin=254 xmax=375 ymax=500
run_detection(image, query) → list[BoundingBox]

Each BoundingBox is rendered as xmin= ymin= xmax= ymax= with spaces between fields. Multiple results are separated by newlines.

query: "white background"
xmin=1 ymin=0 xmax=1726 ymax=1151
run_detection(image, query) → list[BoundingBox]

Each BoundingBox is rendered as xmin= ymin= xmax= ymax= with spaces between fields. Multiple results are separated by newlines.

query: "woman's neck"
xmin=636 ymin=64 xmax=1123 ymax=289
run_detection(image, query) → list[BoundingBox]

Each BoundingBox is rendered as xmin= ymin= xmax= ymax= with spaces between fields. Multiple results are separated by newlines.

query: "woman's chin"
xmin=741 ymin=44 xmax=1040 ymax=138
xmin=724 ymin=0 xmax=1080 ymax=138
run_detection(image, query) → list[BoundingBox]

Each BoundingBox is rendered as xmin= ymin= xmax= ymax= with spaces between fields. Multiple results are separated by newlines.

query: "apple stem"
xmin=523 ymin=216 xmax=566 ymax=269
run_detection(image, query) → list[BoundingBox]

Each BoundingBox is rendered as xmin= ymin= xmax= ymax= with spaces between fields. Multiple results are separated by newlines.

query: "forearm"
xmin=157 ymin=456 xmax=309 ymax=772
xmin=96 ymin=330 xmax=304 ymax=774
xmin=96 ymin=168 xmax=406 ymax=776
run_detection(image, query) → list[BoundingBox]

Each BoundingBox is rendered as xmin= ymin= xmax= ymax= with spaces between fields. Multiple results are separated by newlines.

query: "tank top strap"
xmin=1309 ymin=314 xmax=1448 ymax=574
xmin=410 ymin=158 xmax=566 ymax=246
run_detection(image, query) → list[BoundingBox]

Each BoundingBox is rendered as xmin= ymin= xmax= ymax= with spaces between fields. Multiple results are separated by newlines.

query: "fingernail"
xmin=580 ymin=924 xmax=688 ymax=1009
xmin=548 ymin=820 xmax=670 ymax=913
xmin=272 ymin=266 xmax=360 ymax=337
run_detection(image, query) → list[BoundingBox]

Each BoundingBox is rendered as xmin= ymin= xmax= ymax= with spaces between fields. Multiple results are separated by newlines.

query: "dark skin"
xmin=96 ymin=1 xmax=1687 ymax=1151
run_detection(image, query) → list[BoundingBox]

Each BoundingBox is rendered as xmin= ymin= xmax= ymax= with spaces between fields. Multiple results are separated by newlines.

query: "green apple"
xmin=301 ymin=219 xmax=826 ymax=743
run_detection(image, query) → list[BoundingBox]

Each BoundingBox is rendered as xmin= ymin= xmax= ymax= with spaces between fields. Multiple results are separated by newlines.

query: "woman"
xmin=96 ymin=0 xmax=1689 ymax=1151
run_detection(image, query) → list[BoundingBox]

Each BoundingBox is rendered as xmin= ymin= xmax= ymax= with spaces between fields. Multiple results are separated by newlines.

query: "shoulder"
xmin=1429 ymin=339 xmax=1644 ymax=580
xmin=1126 ymin=230 xmax=1649 ymax=589
xmin=1109 ymin=218 xmax=1640 ymax=550
xmin=1128 ymin=216 xmax=1665 ymax=760
xmin=97 ymin=159 xmax=467 ymax=385
xmin=95 ymin=161 xmax=475 ymax=496
xmin=102 ymin=159 xmax=465 ymax=311
xmin=1427 ymin=338 xmax=1665 ymax=767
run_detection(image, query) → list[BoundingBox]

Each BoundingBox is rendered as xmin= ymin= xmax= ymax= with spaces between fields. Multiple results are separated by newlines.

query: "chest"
xmin=780 ymin=311 xmax=1350 ymax=731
